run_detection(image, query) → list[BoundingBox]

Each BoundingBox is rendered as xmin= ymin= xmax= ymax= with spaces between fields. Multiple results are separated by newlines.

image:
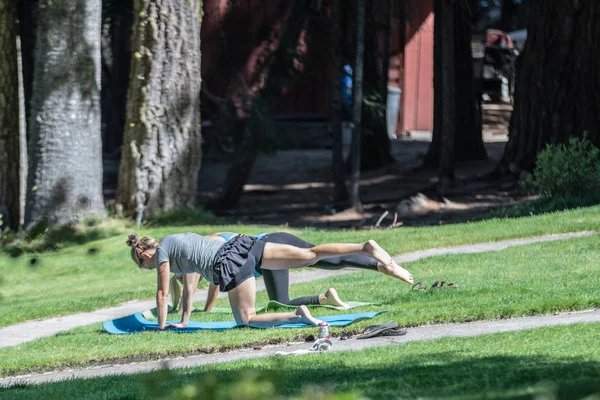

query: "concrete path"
xmin=0 ymin=231 xmax=594 ymax=349
xmin=2 ymin=309 xmax=598 ymax=388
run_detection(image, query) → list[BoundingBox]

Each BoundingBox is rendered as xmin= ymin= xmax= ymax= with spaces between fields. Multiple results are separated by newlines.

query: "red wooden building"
xmin=200 ymin=0 xmax=435 ymax=139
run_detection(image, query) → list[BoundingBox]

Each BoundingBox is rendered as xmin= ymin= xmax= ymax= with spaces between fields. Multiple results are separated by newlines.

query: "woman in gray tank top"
xmin=126 ymin=232 xmax=413 ymax=330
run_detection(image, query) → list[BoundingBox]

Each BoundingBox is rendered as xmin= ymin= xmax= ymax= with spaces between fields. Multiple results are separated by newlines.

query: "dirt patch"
xmin=196 ymin=130 xmax=530 ymax=228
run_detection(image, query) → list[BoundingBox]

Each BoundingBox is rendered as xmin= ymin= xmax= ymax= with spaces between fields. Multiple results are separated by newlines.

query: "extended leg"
xmin=261 ymin=239 xmax=391 ymax=270
xmin=262 ymin=232 xmax=378 ymax=271
xmin=261 ymin=239 xmax=413 ymax=284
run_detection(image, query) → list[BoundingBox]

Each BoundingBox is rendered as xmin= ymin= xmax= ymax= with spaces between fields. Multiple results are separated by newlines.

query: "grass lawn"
xmin=1 ymin=233 xmax=599 ymax=377
xmin=1 ymin=205 xmax=600 ymax=328
xmin=3 ymin=323 xmax=600 ymax=400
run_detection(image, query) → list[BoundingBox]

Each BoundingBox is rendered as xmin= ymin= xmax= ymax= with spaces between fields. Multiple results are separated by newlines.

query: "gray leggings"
xmin=259 ymin=232 xmax=378 ymax=306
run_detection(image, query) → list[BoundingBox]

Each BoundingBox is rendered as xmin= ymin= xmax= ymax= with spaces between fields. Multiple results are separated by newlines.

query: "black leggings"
xmin=259 ymin=232 xmax=378 ymax=306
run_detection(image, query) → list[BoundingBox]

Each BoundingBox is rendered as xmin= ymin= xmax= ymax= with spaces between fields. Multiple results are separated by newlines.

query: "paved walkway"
xmin=2 ymin=309 xmax=598 ymax=387
xmin=0 ymin=231 xmax=594 ymax=349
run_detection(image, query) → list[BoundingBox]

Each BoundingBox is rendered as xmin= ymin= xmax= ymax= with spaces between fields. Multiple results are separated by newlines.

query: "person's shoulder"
xmin=159 ymin=233 xmax=191 ymax=247
xmin=167 ymin=232 xmax=212 ymax=244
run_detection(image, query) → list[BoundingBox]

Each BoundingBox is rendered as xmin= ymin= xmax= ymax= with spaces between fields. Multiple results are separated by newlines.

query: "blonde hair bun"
xmin=126 ymin=233 xmax=139 ymax=247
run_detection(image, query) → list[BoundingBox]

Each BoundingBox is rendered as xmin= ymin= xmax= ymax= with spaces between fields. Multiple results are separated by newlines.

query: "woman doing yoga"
xmin=127 ymin=232 xmax=413 ymax=329
xmin=178 ymin=232 xmax=397 ymax=312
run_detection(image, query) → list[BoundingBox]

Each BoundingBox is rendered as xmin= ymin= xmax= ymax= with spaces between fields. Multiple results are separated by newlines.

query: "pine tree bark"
xmin=425 ymin=0 xmax=487 ymax=169
xmin=25 ymin=0 xmax=105 ymax=227
xmin=0 ymin=0 xmax=26 ymax=230
xmin=117 ymin=0 xmax=203 ymax=217
xmin=501 ymin=1 xmax=600 ymax=174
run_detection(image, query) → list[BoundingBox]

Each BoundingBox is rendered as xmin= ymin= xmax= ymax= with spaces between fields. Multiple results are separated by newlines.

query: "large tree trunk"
xmin=425 ymin=0 xmax=487 ymax=170
xmin=25 ymin=1 xmax=105 ymax=227
xmin=350 ymin=0 xmax=366 ymax=212
xmin=330 ymin=0 xmax=349 ymax=204
xmin=214 ymin=0 xmax=308 ymax=210
xmin=0 ymin=0 xmax=26 ymax=231
xmin=359 ymin=0 xmax=394 ymax=171
xmin=501 ymin=1 xmax=600 ymax=175
xmin=117 ymin=0 xmax=203 ymax=218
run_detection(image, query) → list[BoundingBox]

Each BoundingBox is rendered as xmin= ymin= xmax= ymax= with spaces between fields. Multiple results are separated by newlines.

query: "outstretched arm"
xmin=156 ymin=262 xmax=171 ymax=329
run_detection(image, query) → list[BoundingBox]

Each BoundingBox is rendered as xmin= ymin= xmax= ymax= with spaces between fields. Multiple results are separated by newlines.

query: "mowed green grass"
xmin=3 ymin=323 xmax=600 ymax=400
xmin=1 ymin=234 xmax=599 ymax=377
xmin=1 ymin=205 xmax=599 ymax=328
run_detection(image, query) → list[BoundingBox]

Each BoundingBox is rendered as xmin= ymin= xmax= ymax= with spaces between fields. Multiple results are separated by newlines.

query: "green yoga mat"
xmin=142 ymin=300 xmax=374 ymax=319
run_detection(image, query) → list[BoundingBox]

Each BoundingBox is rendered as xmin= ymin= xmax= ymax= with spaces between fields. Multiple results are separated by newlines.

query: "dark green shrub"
xmin=522 ymin=136 xmax=600 ymax=198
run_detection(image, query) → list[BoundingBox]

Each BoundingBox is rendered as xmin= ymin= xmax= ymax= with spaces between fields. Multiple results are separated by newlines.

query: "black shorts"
xmin=213 ymin=235 xmax=265 ymax=292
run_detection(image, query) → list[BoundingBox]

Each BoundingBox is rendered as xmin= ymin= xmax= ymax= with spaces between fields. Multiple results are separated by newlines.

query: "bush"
xmin=522 ymin=136 xmax=600 ymax=198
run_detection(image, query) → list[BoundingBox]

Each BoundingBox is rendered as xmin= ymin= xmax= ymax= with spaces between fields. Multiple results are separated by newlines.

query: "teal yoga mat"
xmin=141 ymin=300 xmax=375 ymax=319
xmin=208 ymin=301 xmax=375 ymax=314
xmin=103 ymin=310 xmax=387 ymax=335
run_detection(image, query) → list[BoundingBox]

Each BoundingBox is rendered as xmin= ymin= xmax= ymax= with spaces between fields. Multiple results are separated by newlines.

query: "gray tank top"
xmin=154 ymin=233 xmax=224 ymax=283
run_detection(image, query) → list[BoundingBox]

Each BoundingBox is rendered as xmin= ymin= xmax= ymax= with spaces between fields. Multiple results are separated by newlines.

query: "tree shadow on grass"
xmin=2 ymin=221 xmax=120 ymax=256
xmin=3 ymin=353 xmax=599 ymax=400
xmin=160 ymin=352 xmax=600 ymax=400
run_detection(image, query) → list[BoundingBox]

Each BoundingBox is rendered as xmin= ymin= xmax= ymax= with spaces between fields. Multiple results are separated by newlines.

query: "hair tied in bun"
xmin=126 ymin=233 xmax=139 ymax=247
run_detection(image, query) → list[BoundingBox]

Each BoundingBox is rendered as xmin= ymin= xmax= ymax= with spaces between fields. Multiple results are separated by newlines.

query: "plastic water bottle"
xmin=318 ymin=322 xmax=330 ymax=339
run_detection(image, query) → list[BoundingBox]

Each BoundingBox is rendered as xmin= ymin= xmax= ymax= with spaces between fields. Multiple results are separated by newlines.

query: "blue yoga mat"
xmin=102 ymin=311 xmax=387 ymax=335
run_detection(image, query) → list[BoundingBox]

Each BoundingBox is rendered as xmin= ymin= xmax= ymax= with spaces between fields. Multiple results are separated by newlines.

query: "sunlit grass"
xmin=0 ymin=205 xmax=599 ymax=328
xmin=1 ymin=234 xmax=598 ymax=377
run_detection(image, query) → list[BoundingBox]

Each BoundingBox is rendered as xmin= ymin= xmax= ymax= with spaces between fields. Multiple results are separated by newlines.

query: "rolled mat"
xmin=103 ymin=310 xmax=387 ymax=334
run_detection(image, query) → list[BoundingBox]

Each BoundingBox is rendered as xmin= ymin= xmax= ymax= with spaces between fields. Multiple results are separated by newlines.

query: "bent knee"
xmin=235 ymin=309 xmax=256 ymax=325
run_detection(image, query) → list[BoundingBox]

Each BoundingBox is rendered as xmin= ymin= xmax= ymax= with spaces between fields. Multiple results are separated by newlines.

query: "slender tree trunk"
xmin=351 ymin=0 xmax=366 ymax=212
xmin=25 ymin=0 xmax=105 ymax=227
xmin=101 ymin=0 xmax=133 ymax=154
xmin=330 ymin=0 xmax=349 ymax=204
xmin=501 ymin=1 xmax=600 ymax=174
xmin=358 ymin=0 xmax=394 ymax=171
xmin=117 ymin=0 xmax=203 ymax=218
xmin=215 ymin=0 xmax=308 ymax=209
xmin=17 ymin=0 xmax=36 ymax=135
xmin=0 ymin=0 xmax=26 ymax=231
xmin=425 ymin=0 xmax=486 ymax=171
xmin=454 ymin=0 xmax=486 ymax=161
xmin=380 ymin=0 xmax=392 ymax=109
xmin=438 ymin=0 xmax=456 ymax=193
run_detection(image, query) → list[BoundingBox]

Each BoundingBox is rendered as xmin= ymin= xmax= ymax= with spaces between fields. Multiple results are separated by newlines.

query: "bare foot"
xmin=377 ymin=261 xmax=414 ymax=284
xmin=295 ymin=305 xmax=323 ymax=325
xmin=363 ymin=239 xmax=393 ymax=267
xmin=319 ymin=288 xmax=350 ymax=309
